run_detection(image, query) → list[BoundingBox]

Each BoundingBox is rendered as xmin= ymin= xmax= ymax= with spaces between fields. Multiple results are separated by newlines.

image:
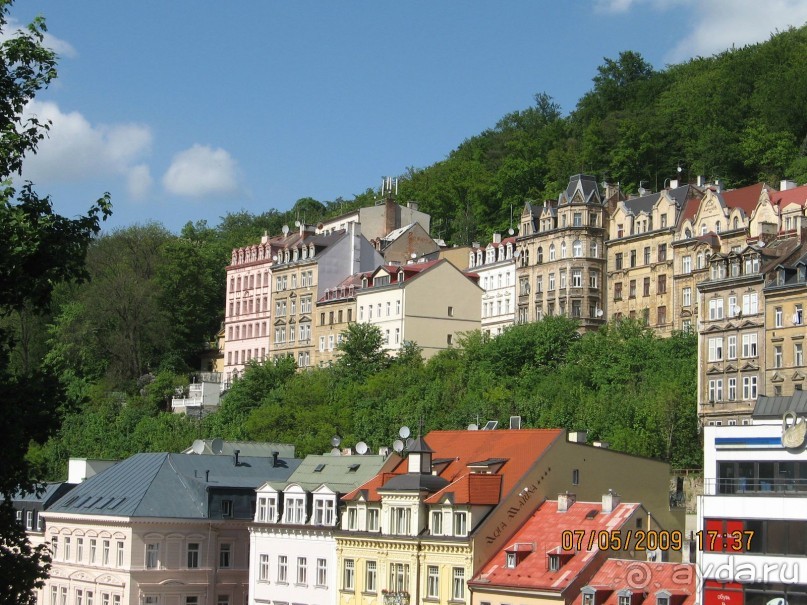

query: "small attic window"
xmin=619 ymin=592 xmax=632 ymax=605
xmin=585 ymin=509 xmax=598 ymax=520
xmin=583 ymin=592 xmax=595 ymax=605
xmin=348 ymin=464 xmax=360 ymax=472
xmin=314 ymin=464 xmax=326 ymax=473
xmin=109 ymin=497 xmax=126 ymax=510
xmin=657 ymin=591 xmax=671 ymax=605
xmin=548 ymin=553 xmax=561 ymax=571
xmin=506 ymin=552 xmax=516 ymax=568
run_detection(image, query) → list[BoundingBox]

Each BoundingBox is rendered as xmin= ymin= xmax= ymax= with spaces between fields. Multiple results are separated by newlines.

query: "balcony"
xmin=703 ymin=477 xmax=807 ymax=496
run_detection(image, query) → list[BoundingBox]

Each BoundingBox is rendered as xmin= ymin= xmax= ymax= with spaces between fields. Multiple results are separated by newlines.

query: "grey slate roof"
xmin=621 ymin=185 xmax=692 ymax=216
xmin=277 ymin=454 xmax=388 ymax=493
xmin=559 ymin=174 xmax=601 ymax=205
xmin=183 ymin=440 xmax=296 ymax=458
xmin=380 ymin=473 xmax=450 ymax=492
xmin=48 ymin=452 xmax=300 ymax=518
xmin=753 ymin=392 xmax=807 ymax=418
xmin=16 ymin=482 xmax=74 ymax=506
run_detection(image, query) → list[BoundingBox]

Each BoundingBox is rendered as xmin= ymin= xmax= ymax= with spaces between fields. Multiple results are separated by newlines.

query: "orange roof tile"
xmin=772 ymin=184 xmax=807 ymax=208
xmin=720 ymin=183 xmax=767 ymax=215
xmin=424 ymin=472 xmax=502 ymax=505
xmin=572 ymin=559 xmax=696 ymax=605
xmin=470 ymin=500 xmax=640 ymax=593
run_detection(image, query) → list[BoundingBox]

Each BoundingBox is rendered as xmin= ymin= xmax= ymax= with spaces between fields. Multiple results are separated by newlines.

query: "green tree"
xmin=334 ymin=322 xmax=389 ymax=379
xmin=0 ymin=3 xmax=111 ymax=601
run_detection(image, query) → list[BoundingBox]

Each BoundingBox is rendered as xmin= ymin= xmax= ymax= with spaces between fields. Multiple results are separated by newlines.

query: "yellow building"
xmin=335 ymin=429 xmax=680 ymax=605
xmin=313 ymin=273 xmax=363 ymax=367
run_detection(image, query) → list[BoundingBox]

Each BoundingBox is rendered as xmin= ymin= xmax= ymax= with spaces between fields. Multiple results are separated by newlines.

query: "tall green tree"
xmin=0 ymin=3 xmax=111 ymax=602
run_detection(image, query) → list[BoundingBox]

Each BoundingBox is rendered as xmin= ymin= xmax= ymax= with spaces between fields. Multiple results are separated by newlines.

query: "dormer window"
xmin=582 ymin=590 xmax=595 ymax=605
xmin=293 ymin=248 xmax=299 ymax=261
xmin=618 ymin=591 xmax=632 ymax=605
xmin=506 ymin=552 xmax=517 ymax=568
xmin=361 ymin=276 xmax=369 ymax=288
xmin=431 ymin=510 xmax=443 ymax=535
xmin=256 ymin=496 xmax=277 ymax=522
xmin=312 ymin=498 xmax=334 ymax=525
xmin=548 ymin=553 xmax=561 ymax=571
xmin=468 ymin=253 xmax=475 ymax=268
xmin=453 ymin=511 xmax=468 ymax=536
xmin=374 ymin=275 xmax=390 ymax=287
xmin=657 ymin=591 xmax=671 ymax=605
xmin=284 ymin=495 xmax=306 ymax=524
xmin=398 ymin=270 xmax=405 ymax=283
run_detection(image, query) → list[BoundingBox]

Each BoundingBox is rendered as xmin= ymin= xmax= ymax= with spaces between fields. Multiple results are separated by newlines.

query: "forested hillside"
xmin=13 ymin=25 xmax=807 ymax=483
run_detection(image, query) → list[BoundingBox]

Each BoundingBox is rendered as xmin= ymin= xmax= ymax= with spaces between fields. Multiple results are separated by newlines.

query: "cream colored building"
xmin=356 ymin=259 xmax=482 ymax=358
xmin=41 ymin=452 xmax=300 ymax=605
xmin=335 ymin=429 xmax=681 ymax=605
xmin=313 ymin=273 xmax=363 ymax=367
xmin=467 ymin=235 xmax=517 ymax=337
xmin=516 ymin=175 xmax=607 ymax=331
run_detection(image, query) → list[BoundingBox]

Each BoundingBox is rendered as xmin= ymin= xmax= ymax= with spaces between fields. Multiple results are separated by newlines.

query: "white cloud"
xmin=127 ymin=164 xmax=153 ymax=200
xmin=667 ymin=0 xmax=807 ymax=61
xmin=162 ymin=144 xmax=241 ymax=198
xmin=21 ymin=100 xmax=153 ymax=197
xmin=0 ymin=17 xmax=77 ymax=58
xmin=593 ymin=0 xmax=807 ymax=61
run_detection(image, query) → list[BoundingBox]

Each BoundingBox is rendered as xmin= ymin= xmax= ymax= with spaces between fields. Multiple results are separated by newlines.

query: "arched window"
xmin=237 ymin=277 xmax=241 ymax=291
xmin=701 ymin=224 xmax=708 ymax=235
xmin=715 ymin=222 xmax=721 ymax=233
xmin=733 ymin=217 xmax=739 ymax=229
xmin=573 ymin=240 xmax=583 ymax=257
xmin=256 ymin=274 xmax=261 ymax=288
xmin=697 ymin=253 xmax=705 ymax=269
xmin=537 ymin=247 xmax=543 ymax=264
xmin=468 ymin=253 xmax=475 ymax=268
xmin=560 ymin=241 xmax=567 ymax=259
xmin=549 ymin=244 xmax=556 ymax=261
xmin=589 ymin=240 xmax=598 ymax=258
xmin=685 ymin=228 xmax=691 ymax=238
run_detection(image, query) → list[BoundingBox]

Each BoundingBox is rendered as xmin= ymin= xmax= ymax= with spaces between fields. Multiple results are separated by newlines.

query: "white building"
xmin=697 ymin=392 xmax=807 ymax=605
xmin=249 ymin=454 xmax=389 ymax=605
xmin=467 ymin=234 xmax=516 ymax=337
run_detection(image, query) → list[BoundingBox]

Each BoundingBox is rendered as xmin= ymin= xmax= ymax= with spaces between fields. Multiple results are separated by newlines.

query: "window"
xmin=548 ymin=273 xmax=556 ymax=291
xmin=561 ymin=241 xmax=567 ymax=258
xmin=629 ymin=280 xmax=636 ymax=298
xmin=297 ymin=556 xmax=307 ymax=585
xmin=708 ymin=379 xmax=723 ymax=402
xmin=184 ymin=599 xmax=196 ymax=605
xmin=775 ymin=346 xmax=783 ymax=368
xmin=76 ymin=590 xmax=84 ymax=605
xmin=313 ymin=498 xmax=335 ymax=525
xmin=146 ymin=543 xmax=159 ymax=569
xmin=427 ymin=565 xmax=440 ymax=599
xmin=452 ymin=567 xmax=465 ymax=601
xmin=187 ymin=543 xmax=199 ymax=569
xmin=643 ymin=277 xmax=650 ymax=297
xmin=573 ymin=240 xmax=583 ymax=257
xmin=221 ymin=500 xmax=233 ymax=518
xmin=727 ymin=335 xmax=737 ymax=360
xmin=549 ymin=554 xmax=561 ymax=571
xmin=614 ymin=282 xmax=622 ymax=300
xmin=347 ymin=507 xmax=358 ymax=530
xmin=682 ymin=255 xmax=692 ymax=274
xmin=102 ymin=540 xmax=110 ymax=566
xmin=216 ymin=597 xmax=229 ymax=605
xmin=431 ymin=511 xmax=443 ymax=535
xmin=219 ymin=543 xmax=231 ymax=568
xmin=644 ymin=247 xmax=651 ymax=264
xmin=728 ymin=378 xmax=737 ymax=401
xmin=61 ymin=588 xmax=68 ymax=605
xmin=256 ymin=496 xmax=276 ymax=522
xmin=743 ymin=376 xmax=758 ymax=400
xmin=116 ymin=541 xmax=124 ymax=567
xmin=89 ymin=539 xmax=96 ymax=563
xmin=796 ymin=304 xmax=804 ymax=325
xmin=453 ymin=511 xmax=468 ymax=536
xmin=615 ymin=252 xmax=623 ymax=269
xmin=447 ymin=334 xmax=453 ymax=346
xmin=742 ymin=292 xmax=758 ymax=315
xmin=278 ymin=555 xmax=288 ymax=583
xmin=657 ymin=274 xmax=666 ymax=294
xmin=657 ymin=306 xmax=667 ymax=326
xmin=101 ymin=595 xmax=108 ymax=605
xmin=549 ymin=244 xmax=556 ymax=261
xmin=630 ymin=250 xmax=636 ymax=267
xmin=317 ymin=558 xmax=327 ymax=587
xmin=620 ymin=595 xmax=632 ymax=605
xmin=391 ymin=507 xmax=411 ymax=534
xmin=796 ymin=343 xmax=804 ymax=366
xmin=682 ymin=287 xmax=692 ymax=307
xmin=571 ymin=268 xmax=583 ymax=288
xmin=776 ymin=306 xmax=784 ymax=327
xmin=506 ymin=552 xmax=516 ymax=568
xmin=389 ymin=563 xmax=410 ymax=592
xmin=366 ymin=560 xmax=378 ymax=593
xmin=259 ymin=554 xmax=269 ymax=581
xmin=25 ymin=510 xmax=33 ymax=530
xmin=742 ymin=333 xmax=758 ymax=358
xmin=658 ymin=244 xmax=667 ymax=261
xmin=572 ymin=469 xmax=580 ymax=485
xmin=285 ymin=497 xmax=305 ymax=524
xmin=65 ymin=536 xmax=71 ymax=560
xmin=343 ymin=559 xmax=355 ymax=590
xmin=448 ymin=305 xmax=454 ymax=317
xmin=708 ymin=337 xmax=724 ymax=361
xmin=366 ymin=508 xmax=379 ymax=531
xmin=709 ymin=298 xmax=724 ymax=320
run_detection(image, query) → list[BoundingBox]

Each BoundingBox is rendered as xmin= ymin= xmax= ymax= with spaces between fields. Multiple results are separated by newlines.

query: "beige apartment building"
xmin=606 ymin=184 xmax=697 ymax=332
xmin=516 ymin=174 xmax=607 ymax=331
xmin=313 ymin=272 xmax=363 ymax=367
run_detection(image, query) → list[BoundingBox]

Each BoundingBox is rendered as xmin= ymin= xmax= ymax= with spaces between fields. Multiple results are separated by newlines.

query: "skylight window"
xmin=314 ymin=464 xmax=326 ymax=473
xmin=348 ymin=464 xmax=360 ymax=473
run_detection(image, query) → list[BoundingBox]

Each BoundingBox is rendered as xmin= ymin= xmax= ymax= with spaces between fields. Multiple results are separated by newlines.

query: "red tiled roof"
xmin=470 ymin=500 xmax=640 ymax=592
xmin=424 ymin=472 xmax=502 ymax=505
xmin=572 ymin=559 xmax=696 ymax=605
xmin=720 ymin=182 xmax=767 ymax=215
xmin=679 ymin=197 xmax=701 ymax=223
xmin=342 ymin=429 xmax=562 ymax=502
xmin=772 ymin=183 xmax=807 ymax=208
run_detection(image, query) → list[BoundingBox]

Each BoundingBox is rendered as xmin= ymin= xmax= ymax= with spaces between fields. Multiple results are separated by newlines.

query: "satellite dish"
xmin=191 ymin=439 xmax=205 ymax=455
xmin=330 ymin=447 xmax=341 ymax=456
xmin=355 ymin=441 xmax=368 ymax=455
xmin=331 ymin=435 xmax=342 ymax=447
xmin=272 ymin=255 xmax=278 ymax=262
xmin=317 ymin=223 xmax=324 ymax=230
xmin=758 ymin=241 xmax=766 ymax=247
xmin=282 ymin=225 xmax=289 ymax=236
xmin=410 ymin=253 xmax=417 ymax=259
xmin=399 ymin=426 xmax=411 ymax=439
xmin=596 ymin=308 xmax=604 ymax=318
xmin=508 ymin=228 xmax=514 ymax=235
xmin=294 ymin=220 xmax=301 ymax=227
xmin=405 ymin=438 xmax=415 ymax=449
xmin=393 ymin=439 xmax=404 ymax=453
xmin=766 ymin=599 xmax=786 ymax=605
xmin=467 ymin=423 xmax=479 ymax=431
xmin=211 ymin=438 xmax=224 ymax=455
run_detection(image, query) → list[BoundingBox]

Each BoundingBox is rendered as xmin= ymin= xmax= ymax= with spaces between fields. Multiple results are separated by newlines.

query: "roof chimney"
xmin=602 ymin=489 xmax=620 ymax=513
xmin=567 ymin=431 xmax=587 ymax=443
xmin=205 ymin=470 xmax=210 ymax=482
xmin=272 ymin=451 xmax=279 ymax=467
xmin=493 ymin=233 xmax=502 ymax=244
xmin=669 ymin=179 xmax=679 ymax=189
xmin=781 ymin=180 xmax=797 ymax=192
xmin=558 ymin=492 xmax=576 ymax=512
xmin=697 ymin=175 xmax=705 ymax=187
xmin=234 ymin=449 xmax=240 ymax=466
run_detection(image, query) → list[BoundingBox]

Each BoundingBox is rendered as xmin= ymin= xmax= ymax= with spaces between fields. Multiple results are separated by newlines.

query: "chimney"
xmin=602 ymin=489 xmax=620 ymax=513
xmin=759 ymin=222 xmax=778 ymax=244
xmin=493 ymin=233 xmax=502 ymax=244
xmin=592 ymin=440 xmax=610 ymax=448
xmin=349 ymin=222 xmax=361 ymax=275
xmin=669 ymin=179 xmax=679 ymax=189
xmin=558 ymin=492 xmax=576 ymax=512
xmin=234 ymin=449 xmax=240 ymax=466
xmin=472 ymin=241 xmax=481 ymax=249
xmin=205 ymin=470 xmax=210 ymax=482
xmin=697 ymin=175 xmax=706 ymax=187
xmin=385 ymin=197 xmax=397 ymax=236
xmin=781 ymin=180 xmax=797 ymax=192
xmin=272 ymin=451 xmax=279 ymax=467
xmin=714 ymin=179 xmax=723 ymax=193
xmin=407 ymin=201 xmax=419 ymax=212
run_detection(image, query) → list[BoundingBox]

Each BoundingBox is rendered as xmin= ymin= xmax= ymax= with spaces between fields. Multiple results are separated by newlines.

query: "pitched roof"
xmin=771 ymin=183 xmax=807 ymax=208
xmin=560 ymin=174 xmax=601 ymax=205
xmin=470 ymin=499 xmax=640 ymax=592
xmin=281 ymin=454 xmax=387 ymax=493
xmin=48 ymin=452 xmax=300 ymax=518
xmin=753 ymin=391 xmax=807 ymax=418
xmin=343 ymin=429 xmax=562 ymax=502
xmin=572 ymin=559 xmax=696 ymax=605
xmin=424 ymin=472 xmax=502 ymax=505
xmin=720 ymin=182 xmax=768 ymax=215
xmin=183 ymin=440 xmax=296 ymax=458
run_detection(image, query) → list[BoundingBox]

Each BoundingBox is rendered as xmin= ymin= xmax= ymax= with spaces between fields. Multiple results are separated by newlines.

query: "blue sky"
xmin=7 ymin=1 xmax=807 ymax=232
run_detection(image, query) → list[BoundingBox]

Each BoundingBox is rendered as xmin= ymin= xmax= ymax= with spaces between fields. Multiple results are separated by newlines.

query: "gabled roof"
xmin=560 ymin=174 xmax=601 ymax=206
xmin=15 ymin=482 xmax=75 ymax=506
xmin=280 ymin=454 xmax=387 ymax=493
xmin=343 ymin=429 xmax=562 ymax=503
xmin=48 ymin=452 xmax=300 ymax=518
xmin=470 ymin=499 xmax=640 ymax=592
xmin=771 ymin=183 xmax=807 ymax=208
xmin=720 ymin=182 xmax=768 ymax=215
xmin=572 ymin=559 xmax=696 ymax=605
xmin=424 ymin=472 xmax=502 ymax=505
